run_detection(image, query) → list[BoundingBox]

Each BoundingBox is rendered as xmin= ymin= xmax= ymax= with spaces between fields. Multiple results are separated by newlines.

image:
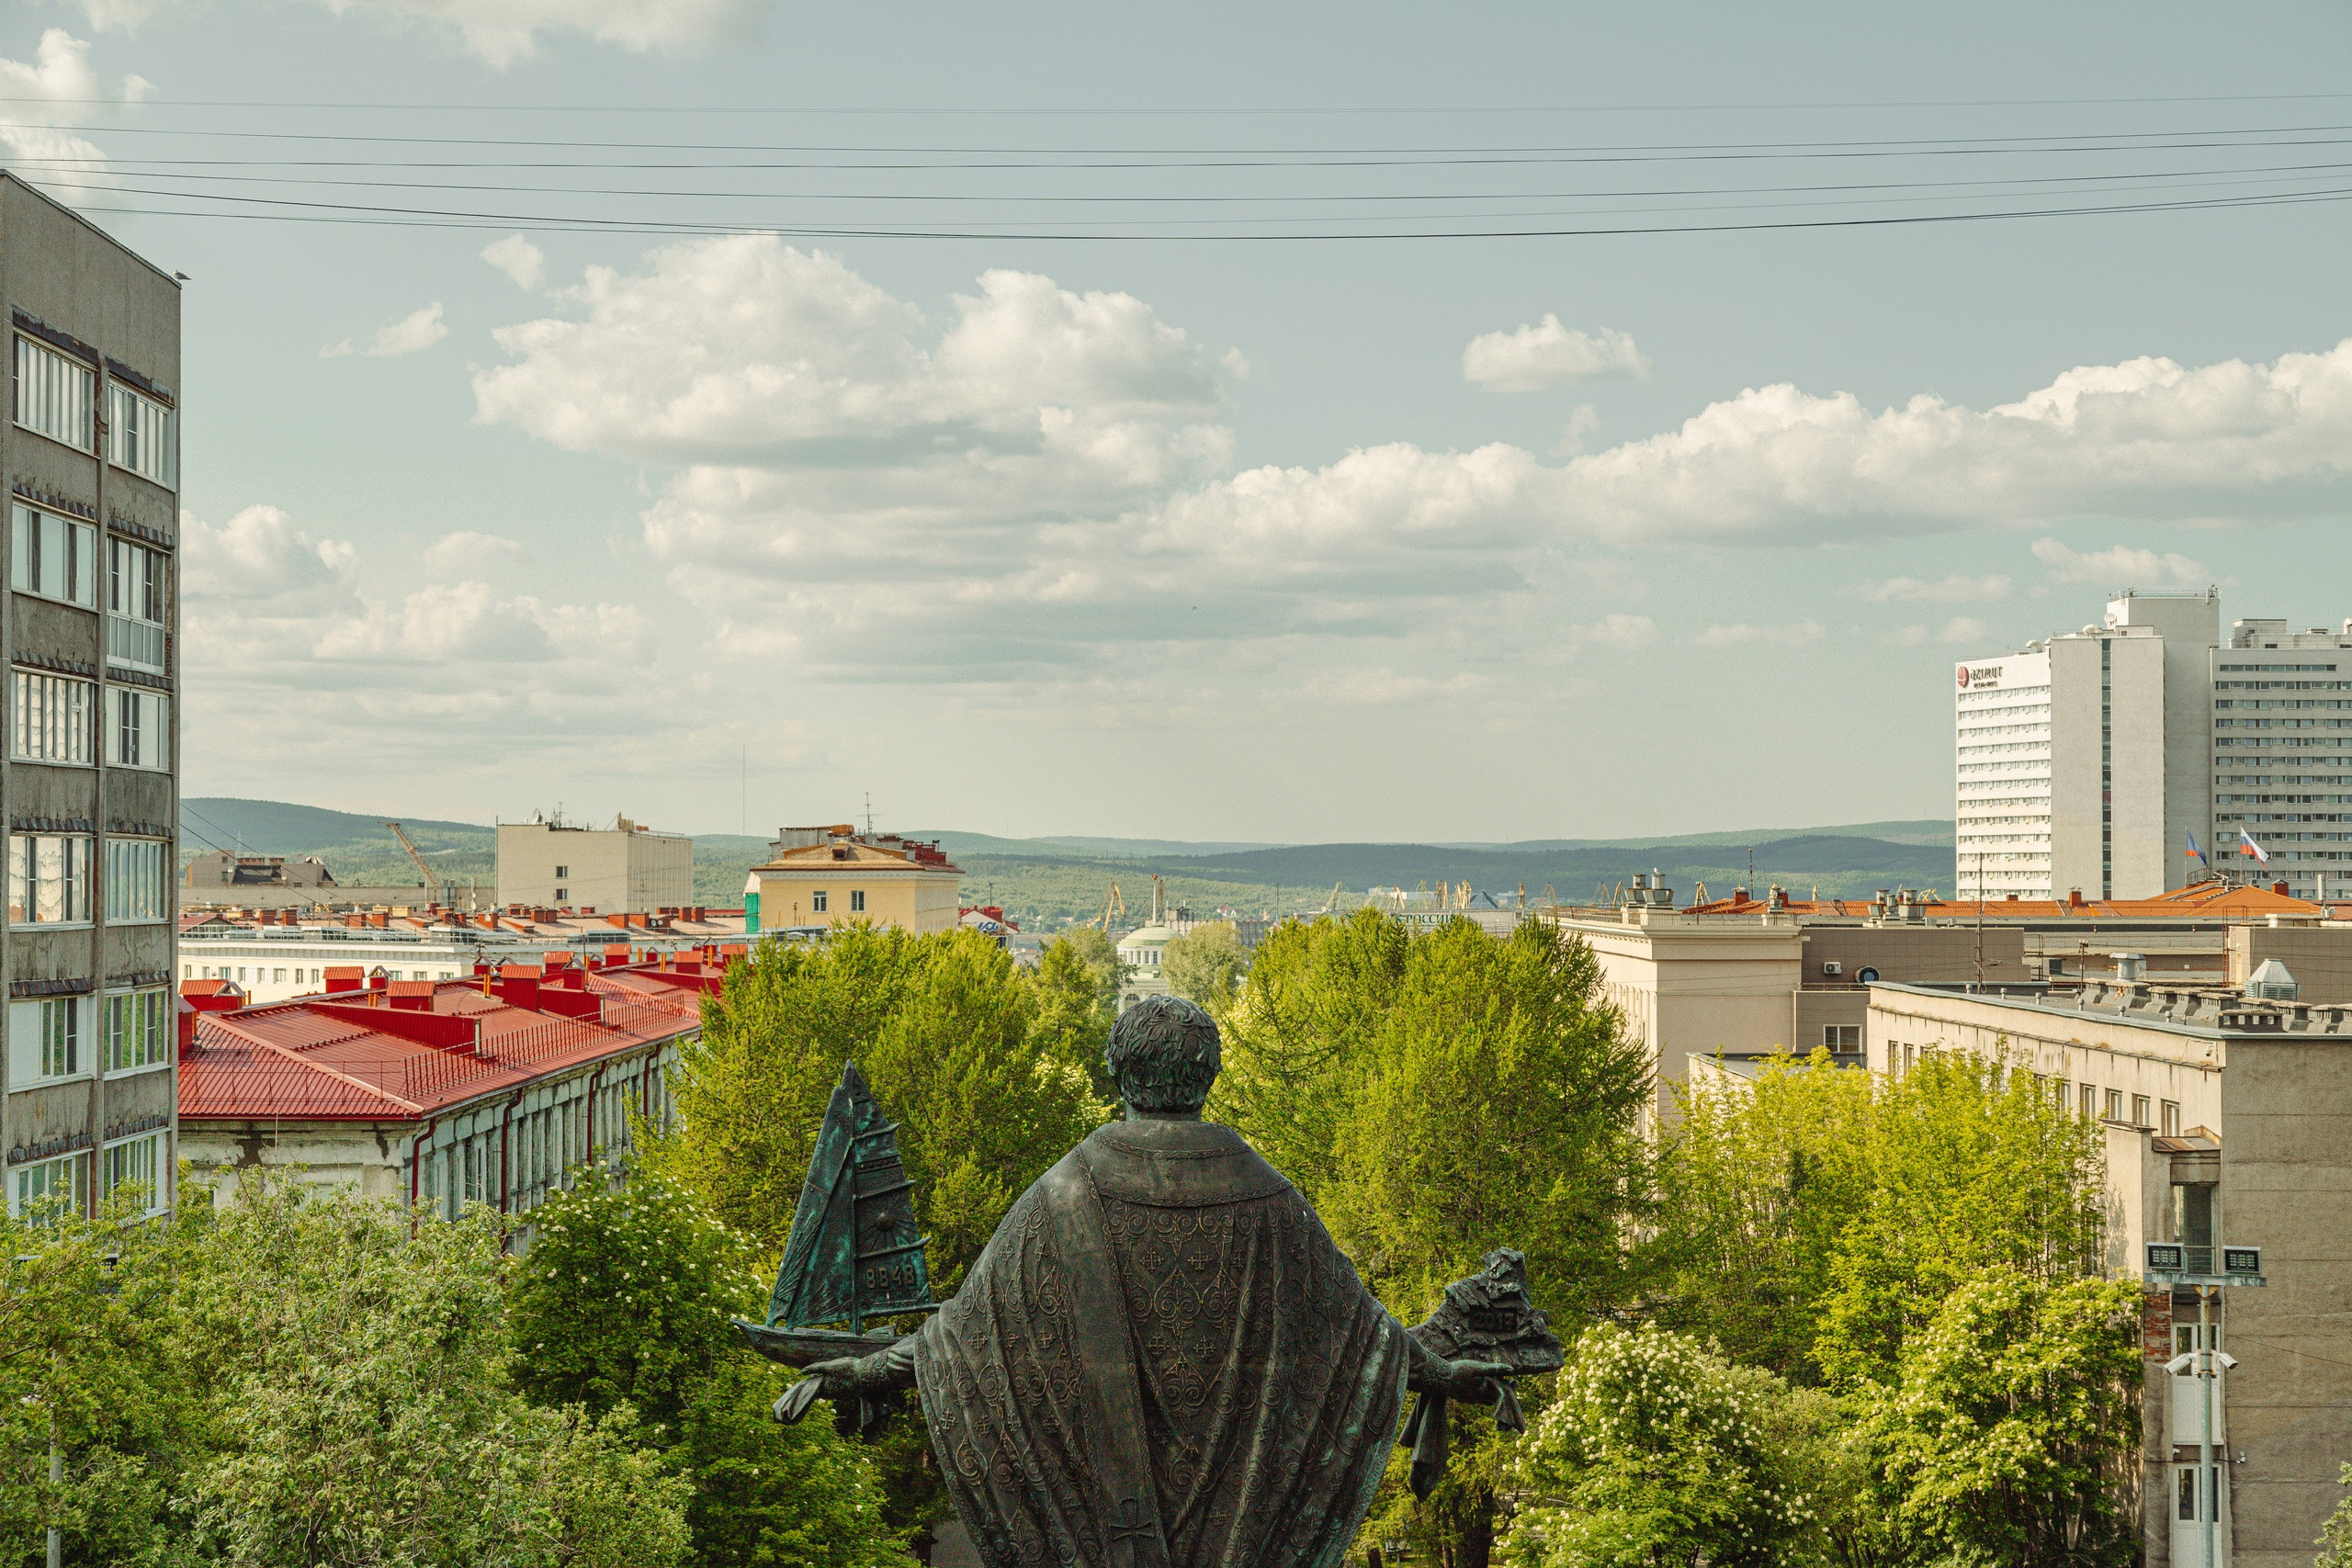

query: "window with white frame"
xmin=106 ymin=686 xmax=168 ymax=770
xmin=16 ymin=334 xmax=94 ymax=450
xmin=104 ymin=987 xmax=169 ymax=1072
xmin=101 ymin=1132 xmax=166 ymax=1213
xmin=851 ymin=889 xmax=865 ymax=912
xmin=105 ymin=537 xmax=167 ymax=672
xmin=106 ymin=382 xmax=175 ymax=488
xmin=9 ymin=1151 xmax=85 ymax=1221
xmin=10 ymin=503 xmax=98 ymax=606
xmin=8 ymin=833 xmax=92 ymax=923
xmin=103 ymin=839 xmax=169 ymax=922
xmin=11 ymin=669 xmax=95 ymax=763
xmin=812 ymin=889 xmax=829 ymax=912
xmin=7 ymin=995 xmax=87 ymax=1087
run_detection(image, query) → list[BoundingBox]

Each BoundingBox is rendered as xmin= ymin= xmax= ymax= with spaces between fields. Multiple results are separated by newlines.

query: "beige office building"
xmin=496 ymin=815 xmax=692 ymax=914
xmin=744 ymin=826 xmax=962 ymax=936
xmin=2 ymin=179 xmax=183 ymax=1223
xmin=1864 ymin=977 xmax=2352 ymax=1568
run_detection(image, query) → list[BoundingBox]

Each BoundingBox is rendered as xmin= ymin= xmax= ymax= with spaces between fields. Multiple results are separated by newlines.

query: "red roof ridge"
xmin=195 ymin=1018 xmax=424 ymax=1116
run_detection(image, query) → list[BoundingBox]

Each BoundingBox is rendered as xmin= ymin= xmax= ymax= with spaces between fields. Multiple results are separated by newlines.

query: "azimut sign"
xmin=1958 ymin=663 xmax=2004 ymax=690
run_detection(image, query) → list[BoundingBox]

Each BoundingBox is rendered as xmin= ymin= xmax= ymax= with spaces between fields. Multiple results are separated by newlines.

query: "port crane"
xmin=1091 ymin=882 xmax=1127 ymax=931
xmin=382 ymin=821 xmax=444 ymax=908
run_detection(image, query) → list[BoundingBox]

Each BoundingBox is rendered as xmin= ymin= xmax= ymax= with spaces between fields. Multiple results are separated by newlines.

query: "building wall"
xmin=2209 ymin=625 xmax=2352 ymax=904
xmin=1863 ymin=982 xmax=2352 ymax=1567
xmin=1556 ymin=915 xmax=1804 ymax=1119
xmin=1 ymin=177 xmax=183 ymax=1220
xmin=751 ymin=865 xmax=962 ymax=935
xmin=178 ymin=938 xmax=486 ymax=1003
xmin=497 ymin=821 xmax=692 ymax=913
xmin=2111 ymin=591 xmax=2221 ymax=894
xmin=1956 ymin=648 xmax=2054 ymax=897
xmin=2227 ymin=924 xmax=2352 ymax=1003
xmin=2109 ymin=632 xmax=2172 ymax=900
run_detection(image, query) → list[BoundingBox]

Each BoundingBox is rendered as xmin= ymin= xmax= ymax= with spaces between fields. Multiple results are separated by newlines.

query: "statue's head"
xmin=1104 ymin=997 xmax=1222 ymax=1111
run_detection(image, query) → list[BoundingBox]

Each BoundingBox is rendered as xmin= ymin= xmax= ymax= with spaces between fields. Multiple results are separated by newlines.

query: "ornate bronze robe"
xmin=912 ymin=1119 xmax=1409 ymax=1568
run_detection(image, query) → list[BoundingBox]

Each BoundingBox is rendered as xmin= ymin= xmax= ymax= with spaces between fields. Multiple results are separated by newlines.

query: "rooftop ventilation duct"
xmin=2246 ymin=959 xmax=2300 ymax=1001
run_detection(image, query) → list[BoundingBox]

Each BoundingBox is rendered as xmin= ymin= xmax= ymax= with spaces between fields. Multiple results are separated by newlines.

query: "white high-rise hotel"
xmin=1956 ymin=591 xmax=2352 ymax=903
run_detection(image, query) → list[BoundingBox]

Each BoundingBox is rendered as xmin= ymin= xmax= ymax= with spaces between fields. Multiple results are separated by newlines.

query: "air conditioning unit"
xmin=1822 ymin=961 xmax=1843 ymax=976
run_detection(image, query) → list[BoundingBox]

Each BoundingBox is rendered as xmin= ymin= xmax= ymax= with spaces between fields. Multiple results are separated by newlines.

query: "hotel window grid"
xmin=101 ymin=1132 xmax=165 ymax=1213
xmin=8 ymin=833 xmax=92 ymax=923
xmin=104 ymin=839 xmax=170 ymax=922
xmin=105 ymin=382 xmax=175 ymax=487
xmin=106 ymin=537 xmax=167 ymax=672
xmin=11 ymin=670 xmax=95 ymax=763
xmin=104 ymin=987 xmax=169 ymax=1072
xmin=106 ymin=686 xmax=168 ymax=770
xmin=9 ymin=1151 xmax=85 ymax=1221
xmin=15 ymin=334 xmax=94 ymax=450
xmin=10 ymin=503 xmax=97 ymax=607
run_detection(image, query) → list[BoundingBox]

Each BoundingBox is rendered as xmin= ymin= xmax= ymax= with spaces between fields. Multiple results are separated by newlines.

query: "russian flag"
xmin=2187 ymin=830 xmax=2206 ymax=865
xmin=2239 ymin=827 xmax=2271 ymax=866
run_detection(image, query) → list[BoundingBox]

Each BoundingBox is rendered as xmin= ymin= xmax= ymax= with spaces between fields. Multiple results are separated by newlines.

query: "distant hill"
xmin=180 ymin=799 xmax=1952 ymax=926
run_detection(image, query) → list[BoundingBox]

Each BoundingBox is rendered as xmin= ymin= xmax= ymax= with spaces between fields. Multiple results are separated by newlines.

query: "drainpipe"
xmin=408 ymin=1115 xmax=435 ymax=1219
xmin=498 ymin=1089 xmax=523 ymax=1216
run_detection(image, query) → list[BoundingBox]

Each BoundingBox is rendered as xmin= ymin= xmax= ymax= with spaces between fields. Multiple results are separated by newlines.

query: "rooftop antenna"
xmin=741 ymin=744 xmax=748 ymax=837
xmin=865 ymin=792 xmax=874 ymax=836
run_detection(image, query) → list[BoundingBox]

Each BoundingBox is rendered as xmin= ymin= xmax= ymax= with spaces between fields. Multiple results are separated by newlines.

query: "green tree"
xmin=1207 ymin=906 xmax=1410 ymax=1199
xmin=1502 ymin=1324 xmax=1821 ymax=1568
xmin=1161 ymin=922 xmax=1246 ymax=1013
xmin=2318 ymin=1463 xmax=2352 ymax=1568
xmin=1651 ymin=1050 xmax=1876 ymax=1379
xmin=0 ymin=1186 xmax=197 ymax=1565
xmin=1846 ymin=1268 xmax=2142 ymax=1567
xmin=1052 ymin=925 xmax=1129 ymax=1019
xmin=510 ymin=1171 xmax=910 ymax=1568
xmin=1030 ymin=931 xmax=1123 ymax=1100
xmin=166 ymin=1172 xmax=691 ymax=1566
xmin=1325 ymin=918 xmax=1651 ymax=1324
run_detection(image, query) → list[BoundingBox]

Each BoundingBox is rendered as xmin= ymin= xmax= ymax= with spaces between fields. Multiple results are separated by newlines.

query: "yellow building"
xmin=743 ymin=827 xmax=962 ymax=936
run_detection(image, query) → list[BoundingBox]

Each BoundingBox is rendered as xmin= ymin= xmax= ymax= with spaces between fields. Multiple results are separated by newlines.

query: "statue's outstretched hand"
xmin=773 ymin=1359 xmax=861 ymax=1425
xmin=1442 ymin=1359 xmax=1515 ymax=1402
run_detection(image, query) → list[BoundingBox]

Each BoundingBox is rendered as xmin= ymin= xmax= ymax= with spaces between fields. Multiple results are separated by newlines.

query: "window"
xmin=9 ymin=1151 xmax=85 ymax=1221
xmin=103 ymin=988 xmax=168 ymax=1072
xmin=2081 ymin=1083 xmax=2098 ymax=1119
xmin=11 ymin=669 xmax=95 ymax=763
xmin=2177 ymin=1465 xmax=2199 ymax=1523
xmin=554 ymin=864 xmax=568 ymax=878
xmin=2104 ymin=1088 xmax=2123 ymax=1122
xmin=8 ymin=833 xmax=92 ymax=922
xmin=106 ymin=538 xmax=167 ymax=672
xmin=851 ymin=888 xmax=866 ymax=912
xmin=7 ymin=996 xmax=86 ymax=1087
xmin=1822 ymin=1024 xmax=1860 ymax=1051
xmin=272 ymin=968 xmax=287 ymax=984
xmin=2162 ymin=1100 xmax=2182 ymax=1137
xmin=16 ymin=335 xmax=94 ymax=450
xmin=106 ymin=382 xmax=175 ymax=487
xmin=812 ymin=889 xmax=829 ymax=913
xmin=2133 ymin=1094 xmax=2153 ymax=1127
xmin=104 ymin=838 xmax=170 ymax=921
xmin=554 ymin=888 xmax=567 ymax=902
xmin=105 ymin=686 xmax=168 ymax=770
xmin=101 ymin=1132 xmax=165 ymax=1213
xmin=11 ymin=503 xmax=97 ymax=606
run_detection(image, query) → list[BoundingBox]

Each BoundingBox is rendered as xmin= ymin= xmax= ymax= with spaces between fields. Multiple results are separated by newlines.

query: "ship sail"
xmin=740 ymin=1062 xmax=939 ymax=1363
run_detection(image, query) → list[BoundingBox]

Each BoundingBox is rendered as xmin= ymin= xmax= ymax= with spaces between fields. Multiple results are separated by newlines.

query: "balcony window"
xmin=106 ymin=537 xmax=167 ymax=673
xmin=8 ymin=832 xmax=92 ymax=922
xmin=103 ymin=839 xmax=170 ymax=922
xmin=104 ymin=987 xmax=169 ymax=1071
xmin=101 ymin=1132 xmax=166 ymax=1214
xmin=11 ymin=670 xmax=95 ymax=763
xmin=15 ymin=335 xmax=94 ymax=450
xmin=106 ymin=382 xmax=175 ymax=488
xmin=6 ymin=995 xmax=87 ymax=1087
xmin=8 ymin=1151 xmax=85 ymax=1222
xmin=105 ymin=686 xmax=169 ymax=770
xmin=10 ymin=503 xmax=97 ymax=607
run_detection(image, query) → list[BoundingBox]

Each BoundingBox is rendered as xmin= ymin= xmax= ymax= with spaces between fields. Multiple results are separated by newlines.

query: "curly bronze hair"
xmin=1103 ymin=996 xmax=1223 ymax=1111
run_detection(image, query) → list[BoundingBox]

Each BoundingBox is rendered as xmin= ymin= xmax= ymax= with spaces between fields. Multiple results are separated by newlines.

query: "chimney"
xmin=2273 ymin=880 xmax=2291 ymax=897
xmin=494 ymin=964 xmax=543 ymax=1011
xmin=323 ymin=965 xmax=365 ymax=995
xmin=2068 ymin=887 xmax=2086 ymax=909
xmin=605 ymin=944 xmax=630 ymax=967
xmin=176 ymin=982 xmax=248 ymax=1056
xmin=368 ymin=966 xmax=390 ymax=993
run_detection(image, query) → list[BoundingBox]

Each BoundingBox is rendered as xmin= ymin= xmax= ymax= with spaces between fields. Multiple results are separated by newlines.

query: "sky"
xmin=10 ymin=0 xmax=2352 ymax=841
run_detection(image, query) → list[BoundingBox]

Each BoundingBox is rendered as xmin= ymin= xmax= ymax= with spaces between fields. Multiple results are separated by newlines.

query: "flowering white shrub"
xmin=1501 ymin=1324 xmax=1814 ymax=1568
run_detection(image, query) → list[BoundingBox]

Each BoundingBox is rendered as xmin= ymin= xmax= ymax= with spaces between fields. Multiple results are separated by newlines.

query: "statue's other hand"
xmin=1443 ymin=1359 xmax=1516 ymax=1402
xmin=773 ymin=1370 xmax=836 ymax=1426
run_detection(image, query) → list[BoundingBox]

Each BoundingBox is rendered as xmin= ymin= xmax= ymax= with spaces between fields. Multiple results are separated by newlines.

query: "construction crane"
xmin=1091 ymin=881 xmax=1127 ymax=931
xmin=382 ymin=821 xmax=444 ymax=908
xmin=1317 ymin=881 xmax=1346 ymax=914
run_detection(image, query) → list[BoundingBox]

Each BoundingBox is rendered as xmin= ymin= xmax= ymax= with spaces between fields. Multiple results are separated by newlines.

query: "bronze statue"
xmin=759 ymin=998 xmax=1545 ymax=1568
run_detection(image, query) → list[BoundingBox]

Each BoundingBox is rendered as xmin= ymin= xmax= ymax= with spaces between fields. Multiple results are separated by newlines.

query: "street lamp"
xmin=2147 ymin=1242 xmax=2265 ymax=1568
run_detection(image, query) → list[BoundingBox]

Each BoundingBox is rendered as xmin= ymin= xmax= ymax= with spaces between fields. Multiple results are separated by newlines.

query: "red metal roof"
xmin=178 ymin=960 xmax=709 ymax=1123
xmin=1676 ymin=882 xmax=2330 ymax=920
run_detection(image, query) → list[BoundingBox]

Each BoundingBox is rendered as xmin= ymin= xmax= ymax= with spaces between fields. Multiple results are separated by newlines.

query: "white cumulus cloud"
xmin=1860 ymin=573 xmax=2012 ymax=603
xmin=1937 ymin=615 xmax=1990 ymax=646
xmin=423 ymin=531 xmax=528 ymax=580
xmin=1695 ymin=620 xmax=1826 ymax=649
xmin=2030 ymin=537 xmax=2211 ymax=587
xmin=481 ymin=234 xmax=546 ymax=291
xmin=1463 ymin=316 xmax=1650 ymax=392
xmin=0 ymin=30 xmax=152 ymax=186
xmin=322 ymin=302 xmax=447 ymax=359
